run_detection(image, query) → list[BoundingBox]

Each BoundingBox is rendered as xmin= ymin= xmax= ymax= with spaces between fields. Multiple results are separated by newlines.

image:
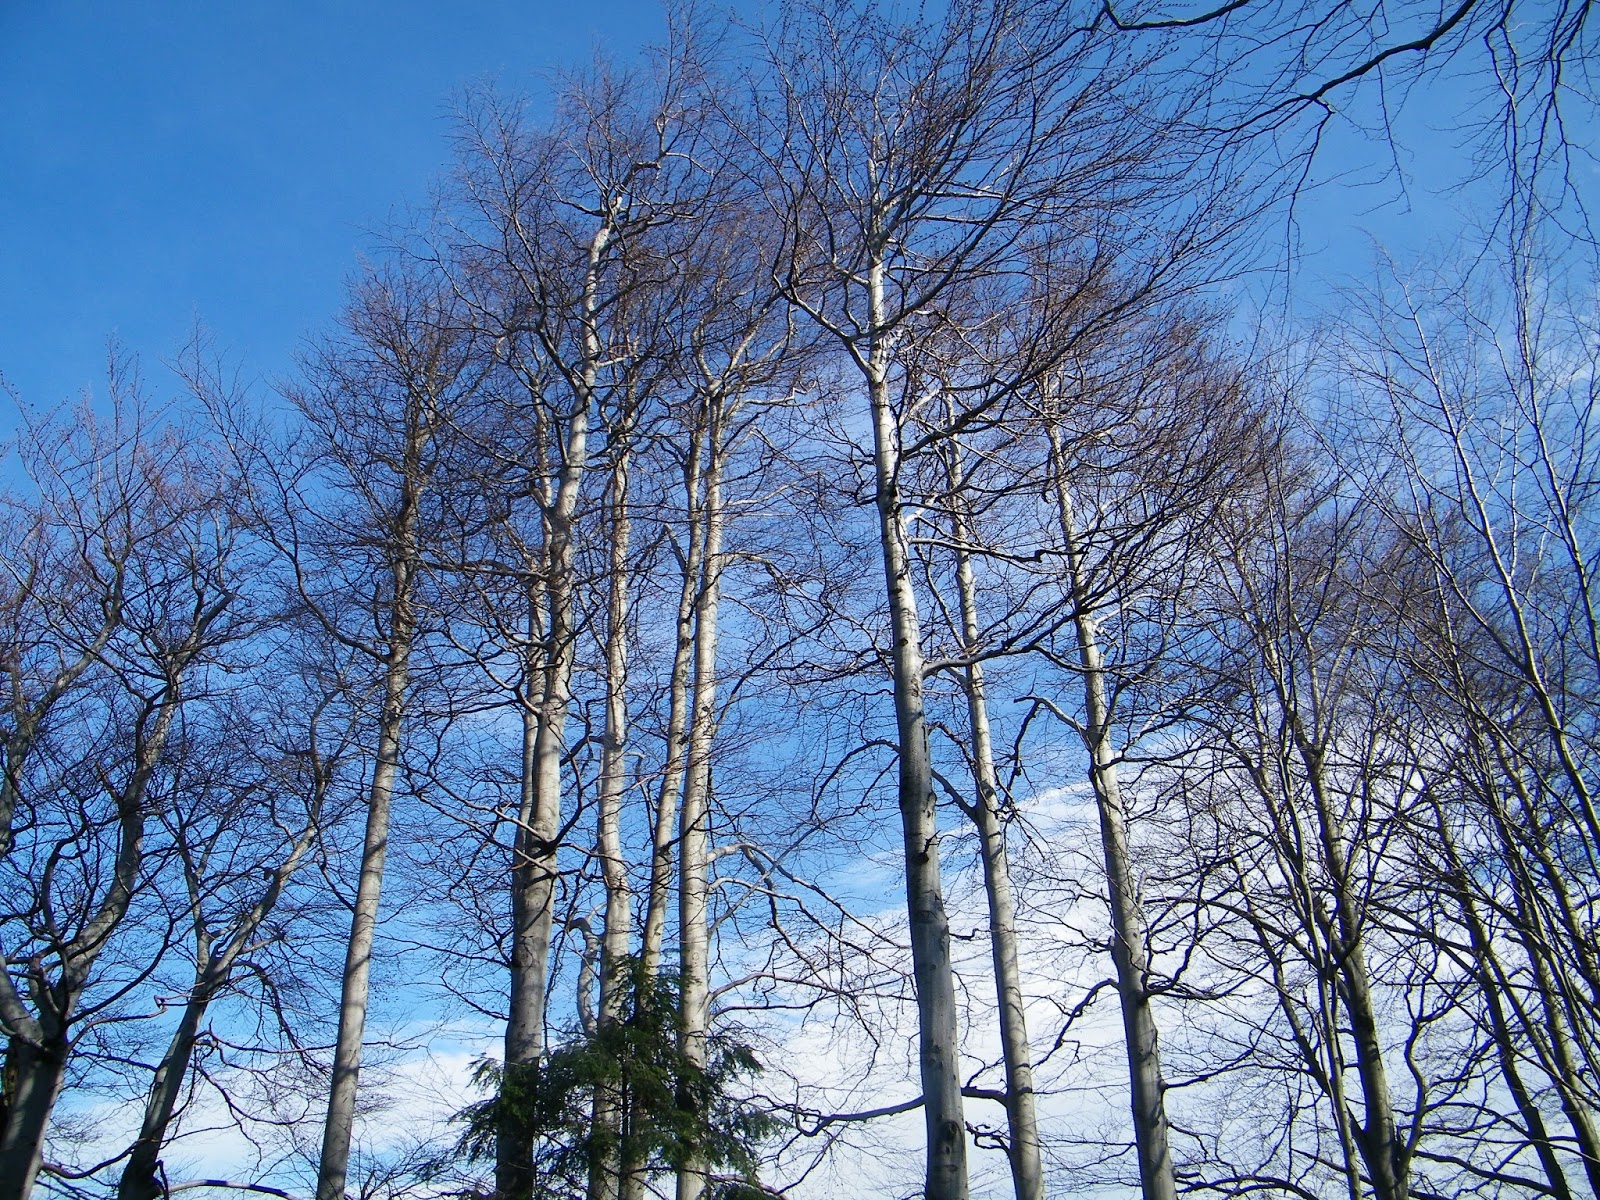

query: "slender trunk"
xmin=677 ymin=401 xmax=724 ymax=1200
xmin=317 ymin=642 xmax=411 ymax=1200
xmin=946 ymin=444 xmax=1044 ymax=1200
xmin=118 ymin=982 xmax=212 ymax=1200
xmin=1523 ymin=928 xmax=1600 ymax=1195
xmin=1436 ymin=823 xmax=1577 ymax=1200
xmin=1318 ymin=837 xmax=1406 ymax=1200
xmin=620 ymin=438 xmax=705 ymax=1200
xmin=0 ymin=1033 xmax=67 ymax=1199
xmin=1048 ymin=420 xmax=1175 ymax=1200
xmin=497 ymin=222 xmax=605 ymax=1200
xmin=589 ymin=436 xmax=633 ymax=1200
xmin=867 ymin=256 xmax=967 ymax=1200
xmin=123 ymin=754 xmax=324 ymax=1200
xmin=642 ymin=433 xmax=705 ymax=983
xmin=1275 ymin=684 xmax=1407 ymax=1200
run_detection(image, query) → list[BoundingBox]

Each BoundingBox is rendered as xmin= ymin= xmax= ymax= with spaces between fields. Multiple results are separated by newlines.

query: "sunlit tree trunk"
xmin=496 ymin=222 xmax=608 ymax=1200
xmin=318 ymin=617 xmax=414 ymax=1200
xmin=641 ymin=431 xmax=704 ymax=984
xmin=588 ymin=421 xmax=634 ymax=1200
xmin=677 ymin=393 xmax=726 ymax=1200
xmin=867 ymin=255 xmax=968 ymax=1200
xmin=944 ymin=438 xmax=1044 ymax=1200
xmin=1046 ymin=417 xmax=1176 ymax=1200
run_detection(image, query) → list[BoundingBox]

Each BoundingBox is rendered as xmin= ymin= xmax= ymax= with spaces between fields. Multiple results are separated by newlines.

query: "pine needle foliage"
xmin=456 ymin=961 xmax=776 ymax=1199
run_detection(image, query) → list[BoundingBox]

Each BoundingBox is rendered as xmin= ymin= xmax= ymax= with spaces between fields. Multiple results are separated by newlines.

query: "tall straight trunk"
xmin=641 ymin=431 xmax=705 ymax=983
xmin=676 ymin=399 xmax=725 ymax=1200
xmin=497 ymin=222 xmax=606 ymax=1200
xmin=620 ymin=432 xmax=706 ymax=1200
xmin=1252 ymin=611 xmax=1409 ymax=1200
xmin=317 ymin=636 xmax=412 ymax=1200
xmin=866 ymin=256 xmax=967 ymax=1200
xmin=1299 ymin=743 xmax=1407 ymax=1200
xmin=589 ymin=434 xmax=634 ymax=1200
xmin=1047 ymin=421 xmax=1175 ymax=1200
xmin=945 ymin=443 xmax=1044 ymax=1200
xmin=1434 ymin=821 xmax=1577 ymax=1200
xmin=1517 ymin=899 xmax=1600 ymax=1195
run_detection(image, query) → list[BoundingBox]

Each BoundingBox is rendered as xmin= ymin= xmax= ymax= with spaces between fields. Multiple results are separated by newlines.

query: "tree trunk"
xmin=122 ymin=759 xmax=323 ymax=1200
xmin=0 ymin=1033 xmax=68 ymax=1200
xmin=0 ymin=637 xmax=201 ymax=1200
xmin=677 ymin=399 xmax=724 ymax=1200
xmin=946 ymin=443 xmax=1044 ymax=1200
xmin=317 ymin=641 xmax=411 ymax=1200
xmin=641 ymin=431 xmax=705 ymax=984
xmin=496 ymin=222 xmax=605 ymax=1200
xmin=1048 ymin=420 xmax=1176 ymax=1200
xmin=589 ymin=433 xmax=634 ymax=1200
xmin=867 ymin=256 xmax=968 ymax=1200
xmin=118 ymin=983 xmax=211 ymax=1200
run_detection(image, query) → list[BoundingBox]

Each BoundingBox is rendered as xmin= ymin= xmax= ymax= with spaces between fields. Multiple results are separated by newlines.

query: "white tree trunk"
xmin=589 ymin=434 xmax=633 ymax=1200
xmin=317 ymin=642 xmax=411 ymax=1200
xmin=496 ymin=222 xmax=606 ymax=1200
xmin=866 ymin=257 xmax=968 ymax=1200
xmin=1047 ymin=421 xmax=1176 ymax=1200
xmin=641 ymin=433 xmax=705 ymax=982
xmin=946 ymin=443 xmax=1044 ymax=1200
xmin=677 ymin=398 xmax=725 ymax=1200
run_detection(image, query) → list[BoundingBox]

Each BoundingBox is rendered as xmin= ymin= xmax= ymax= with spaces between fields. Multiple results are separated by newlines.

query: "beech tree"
xmin=0 ymin=394 xmax=241 ymax=1199
xmin=11 ymin=5 xmax=1600 ymax=1199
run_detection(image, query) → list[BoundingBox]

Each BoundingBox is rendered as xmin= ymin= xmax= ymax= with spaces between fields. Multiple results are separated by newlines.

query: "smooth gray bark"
xmin=0 ymin=1036 xmax=66 ymax=1200
xmin=316 ymin=635 xmax=412 ymax=1200
xmin=496 ymin=222 xmax=606 ymax=1200
xmin=676 ymin=396 xmax=725 ymax=1200
xmin=866 ymin=258 xmax=968 ymax=1200
xmin=640 ymin=431 xmax=705 ymax=985
xmin=588 ymin=431 xmax=633 ymax=1200
xmin=1048 ymin=421 xmax=1176 ymax=1200
xmin=946 ymin=443 xmax=1044 ymax=1200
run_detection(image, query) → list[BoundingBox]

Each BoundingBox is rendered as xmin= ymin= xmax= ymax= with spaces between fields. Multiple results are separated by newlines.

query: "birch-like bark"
xmin=588 ymin=426 xmax=634 ymax=1200
xmin=945 ymin=441 xmax=1044 ymax=1200
xmin=496 ymin=221 xmax=607 ymax=1200
xmin=640 ymin=430 xmax=705 ymax=982
xmin=1046 ymin=419 xmax=1176 ymax=1200
xmin=676 ymin=395 xmax=725 ymax=1200
xmin=316 ymin=621 xmax=413 ymax=1200
xmin=866 ymin=255 xmax=967 ymax=1200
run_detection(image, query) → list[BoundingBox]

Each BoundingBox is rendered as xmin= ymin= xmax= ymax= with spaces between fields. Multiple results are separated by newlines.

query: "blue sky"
xmin=0 ymin=2 xmax=677 ymax=410
xmin=0 ymin=2 xmax=1543 ymax=417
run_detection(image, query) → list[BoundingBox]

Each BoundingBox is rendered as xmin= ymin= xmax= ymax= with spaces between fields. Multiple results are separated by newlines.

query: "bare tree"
xmin=116 ymin=659 xmax=359 ymax=1200
xmin=0 ymin=390 xmax=241 ymax=1199
xmin=739 ymin=4 xmax=1219 ymax=1192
